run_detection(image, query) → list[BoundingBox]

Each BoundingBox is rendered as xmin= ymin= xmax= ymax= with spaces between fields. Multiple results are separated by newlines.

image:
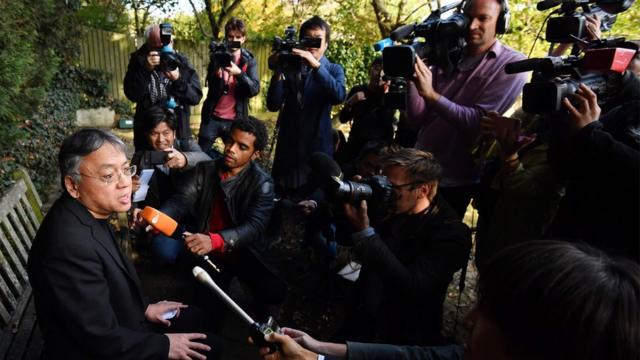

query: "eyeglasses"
xmin=390 ymin=181 xmax=422 ymax=191
xmin=72 ymin=165 xmax=137 ymax=185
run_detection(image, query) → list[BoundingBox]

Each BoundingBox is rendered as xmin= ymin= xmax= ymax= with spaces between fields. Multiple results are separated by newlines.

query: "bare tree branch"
xmin=187 ymin=0 xmax=212 ymax=38
xmin=401 ymin=2 xmax=431 ymax=24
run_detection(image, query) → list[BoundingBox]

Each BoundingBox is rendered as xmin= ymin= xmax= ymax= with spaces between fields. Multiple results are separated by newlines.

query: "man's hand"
xmin=584 ymin=14 xmax=601 ymax=41
xmin=292 ymin=48 xmax=321 ymax=69
xmin=145 ymin=300 xmax=188 ymax=327
xmin=345 ymin=91 xmax=366 ymax=107
xmin=132 ymin=174 xmax=141 ymax=193
xmin=563 ymin=83 xmax=601 ymax=130
xmin=164 ymin=149 xmax=188 ymax=169
xmin=184 ymin=231 xmax=213 ymax=256
xmin=225 ymin=61 xmax=242 ymax=76
xmin=413 ymin=57 xmax=440 ymax=103
xmin=481 ymin=111 xmax=536 ymax=159
xmin=255 ymin=332 xmax=317 ymax=360
xmin=164 ymin=68 xmax=180 ymax=81
xmin=146 ymin=51 xmax=160 ymax=70
xmin=166 ymin=333 xmax=210 ymax=360
xmin=344 ymin=200 xmax=370 ymax=232
xmin=298 ymin=200 xmax=318 ymax=216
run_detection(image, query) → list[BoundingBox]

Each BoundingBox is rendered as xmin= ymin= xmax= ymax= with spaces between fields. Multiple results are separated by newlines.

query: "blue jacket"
xmin=267 ymin=56 xmax=345 ymax=193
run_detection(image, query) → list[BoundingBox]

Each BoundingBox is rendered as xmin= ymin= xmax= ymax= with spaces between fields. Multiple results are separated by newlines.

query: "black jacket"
xmin=124 ymin=44 xmax=203 ymax=150
xmin=28 ymin=194 xmax=168 ymax=359
xmin=160 ymin=159 xmax=274 ymax=255
xmin=201 ymin=48 xmax=260 ymax=123
xmin=352 ymin=195 xmax=471 ymax=345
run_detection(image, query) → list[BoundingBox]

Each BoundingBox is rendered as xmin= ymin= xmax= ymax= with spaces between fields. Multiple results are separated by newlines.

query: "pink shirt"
xmin=213 ymin=54 xmax=241 ymax=120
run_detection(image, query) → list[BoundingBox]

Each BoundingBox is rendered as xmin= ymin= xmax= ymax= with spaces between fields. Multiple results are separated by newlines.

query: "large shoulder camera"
xmin=158 ymin=23 xmax=182 ymax=72
xmin=506 ymin=40 xmax=636 ymax=113
xmin=538 ymin=0 xmax=634 ymax=44
xmin=209 ymin=40 xmax=242 ymax=68
xmin=310 ymin=152 xmax=394 ymax=222
xmin=269 ymin=26 xmax=322 ymax=73
xmin=376 ymin=0 xmax=468 ymax=109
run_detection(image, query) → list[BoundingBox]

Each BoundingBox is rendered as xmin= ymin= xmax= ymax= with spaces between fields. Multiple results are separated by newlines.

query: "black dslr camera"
xmin=158 ymin=23 xmax=181 ymax=72
xmin=209 ymin=40 xmax=242 ymax=68
xmin=310 ymin=152 xmax=395 ymax=222
xmin=269 ymin=26 xmax=322 ymax=73
xmin=537 ymin=0 xmax=634 ymax=44
xmin=381 ymin=0 xmax=468 ymax=109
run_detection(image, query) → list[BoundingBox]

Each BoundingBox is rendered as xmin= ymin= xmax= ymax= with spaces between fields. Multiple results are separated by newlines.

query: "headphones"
xmin=461 ymin=0 xmax=511 ymax=34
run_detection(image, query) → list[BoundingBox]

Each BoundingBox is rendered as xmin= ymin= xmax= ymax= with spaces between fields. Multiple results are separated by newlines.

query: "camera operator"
xmin=267 ymin=16 xmax=346 ymax=197
xmin=199 ymin=18 xmax=260 ymax=152
xmin=548 ymin=83 xmax=640 ymax=261
xmin=334 ymin=146 xmax=471 ymax=346
xmin=255 ymin=241 xmax=640 ymax=360
xmin=407 ymin=0 xmax=528 ymax=218
xmin=131 ymin=106 xmax=211 ymax=264
xmin=124 ymin=24 xmax=203 ymax=152
xmin=335 ymin=57 xmax=395 ymax=165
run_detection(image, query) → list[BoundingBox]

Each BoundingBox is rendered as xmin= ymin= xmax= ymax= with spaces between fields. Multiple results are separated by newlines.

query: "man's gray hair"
xmin=58 ymin=129 xmax=127 ymax=190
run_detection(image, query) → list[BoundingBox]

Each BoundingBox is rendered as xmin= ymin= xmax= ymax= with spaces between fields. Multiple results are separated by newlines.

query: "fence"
xmin=79 ymin=28 xmax=273 ymax=117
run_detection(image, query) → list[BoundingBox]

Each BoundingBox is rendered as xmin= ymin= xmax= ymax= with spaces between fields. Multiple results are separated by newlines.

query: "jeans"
xmin=151 ymin=233 xmax=184 ymax=264
xmin=198 ymin=116 xmax=233 ymax=151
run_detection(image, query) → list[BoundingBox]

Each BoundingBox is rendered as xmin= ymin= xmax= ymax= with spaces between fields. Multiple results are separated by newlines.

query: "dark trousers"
xmin=198 ymin=115 xmax=233 ymax=151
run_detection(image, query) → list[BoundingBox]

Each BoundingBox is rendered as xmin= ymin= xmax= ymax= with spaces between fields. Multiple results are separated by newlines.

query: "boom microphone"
xmin=390 ymin=23 xmax=416 ymax=41
xmin=536 ymin=0 xmax=562 ymax=11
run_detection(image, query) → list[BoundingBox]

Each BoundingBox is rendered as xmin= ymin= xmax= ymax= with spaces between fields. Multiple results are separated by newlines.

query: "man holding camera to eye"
xmin=124 ymin=24 xmax=203 ymax=152
xmin=267 ymin=16 xmax=346 ymax=197
xmin=199 ymin=18 xmax=260 ymax=152
xmin=407 ymin=0 xmax=527 ymax=219
xmin=336 ymin=146 xmax=471 ymax=346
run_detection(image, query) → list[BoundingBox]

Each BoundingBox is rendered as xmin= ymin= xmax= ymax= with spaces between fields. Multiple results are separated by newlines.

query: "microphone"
xmin=192 ymin=266 xmax=279 ymax=352
xmin=310 ymin=152 xmax=343 ymax=179
xmin=505 ymin=58 xmax=546 ymax=74
xmin=140 ymin=206 xmax=178 ymax=236
xmin=390 ymin=23 xmax=416 ymax=41
xmin=536 ymin=0 xmax=562 ymax=11
xmin=373 ymin=38 xmax=393 ymax=51
xmin=142 ymin=207 xmax=221 ymax=273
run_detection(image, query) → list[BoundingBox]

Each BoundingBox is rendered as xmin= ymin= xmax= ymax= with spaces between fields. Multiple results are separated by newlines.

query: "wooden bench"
xmin=0 ymin=168 xmax=44 ymax=360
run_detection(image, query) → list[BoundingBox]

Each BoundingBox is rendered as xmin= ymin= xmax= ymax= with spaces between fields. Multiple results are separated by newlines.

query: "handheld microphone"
xmin=141 ymin=207 xmax=220 ymax=273
xmin=373 ymin=38 xmax=393 ymax=51
xmin=140 ymin=206 xmax=177 ymax=236
xmin=310 ymin=152 xmax=343 ymax=179
xmin=192 ymin=266 xmax=279 ymax=352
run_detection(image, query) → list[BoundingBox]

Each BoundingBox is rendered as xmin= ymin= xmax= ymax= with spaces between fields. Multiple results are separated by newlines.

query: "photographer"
xmin=548 ymin=83 xmax=640 ymax=261
xmin=267 ymin=16 xmax=346 ymax=197
xmin=199 ymin=18 xmax=260 ymax=152
xmin=335 ymin=147 xmax=471 ymax=346
xmin=131 ymin=106 xmax=211 ymax=264
xmin=407 ymin=0 xmax=528 ymax=218
xmin=256 ymin=241 xmax=640 ymax=360
xmin=335 ymin=57 xmax=395 ymax=165
xmin=124 ymin=24 xmax=203 ymax=151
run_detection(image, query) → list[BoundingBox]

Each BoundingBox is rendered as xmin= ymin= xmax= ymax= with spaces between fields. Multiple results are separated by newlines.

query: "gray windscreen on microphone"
xmin=192 ymin=266 xmax=255 ymax=325
xmin=310 ymin=152 xmax=343 ymax=179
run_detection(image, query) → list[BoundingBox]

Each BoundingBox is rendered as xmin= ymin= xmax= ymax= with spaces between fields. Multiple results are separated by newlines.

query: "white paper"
xmin=337 ymin=261 xmax=362 ymax=282
xmin=132 ymin=169 xmax=154 ymax=202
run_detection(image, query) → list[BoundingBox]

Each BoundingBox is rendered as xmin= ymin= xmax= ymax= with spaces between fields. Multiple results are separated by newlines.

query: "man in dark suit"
xmin=28 ymin=129 xmax=211 ymax=359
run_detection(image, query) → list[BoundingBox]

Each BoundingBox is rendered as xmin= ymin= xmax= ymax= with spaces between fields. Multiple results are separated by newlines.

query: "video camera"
xmin=268 ymin=25 xmax=322 ymax=73
xmin=505 ymin=39 xmax=636 ymax=113
xmin=310 ymin=152 xmax=394 ymax=222
xmin=209 ymin=40 xmax=242 ymax=68
xmin=537 ymin=0 xmax=634 ymax=44
xmin=376 ymin=0 xmax=468 ymax=109
xmin=158 ymin=23 xmax=181 ymax=72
